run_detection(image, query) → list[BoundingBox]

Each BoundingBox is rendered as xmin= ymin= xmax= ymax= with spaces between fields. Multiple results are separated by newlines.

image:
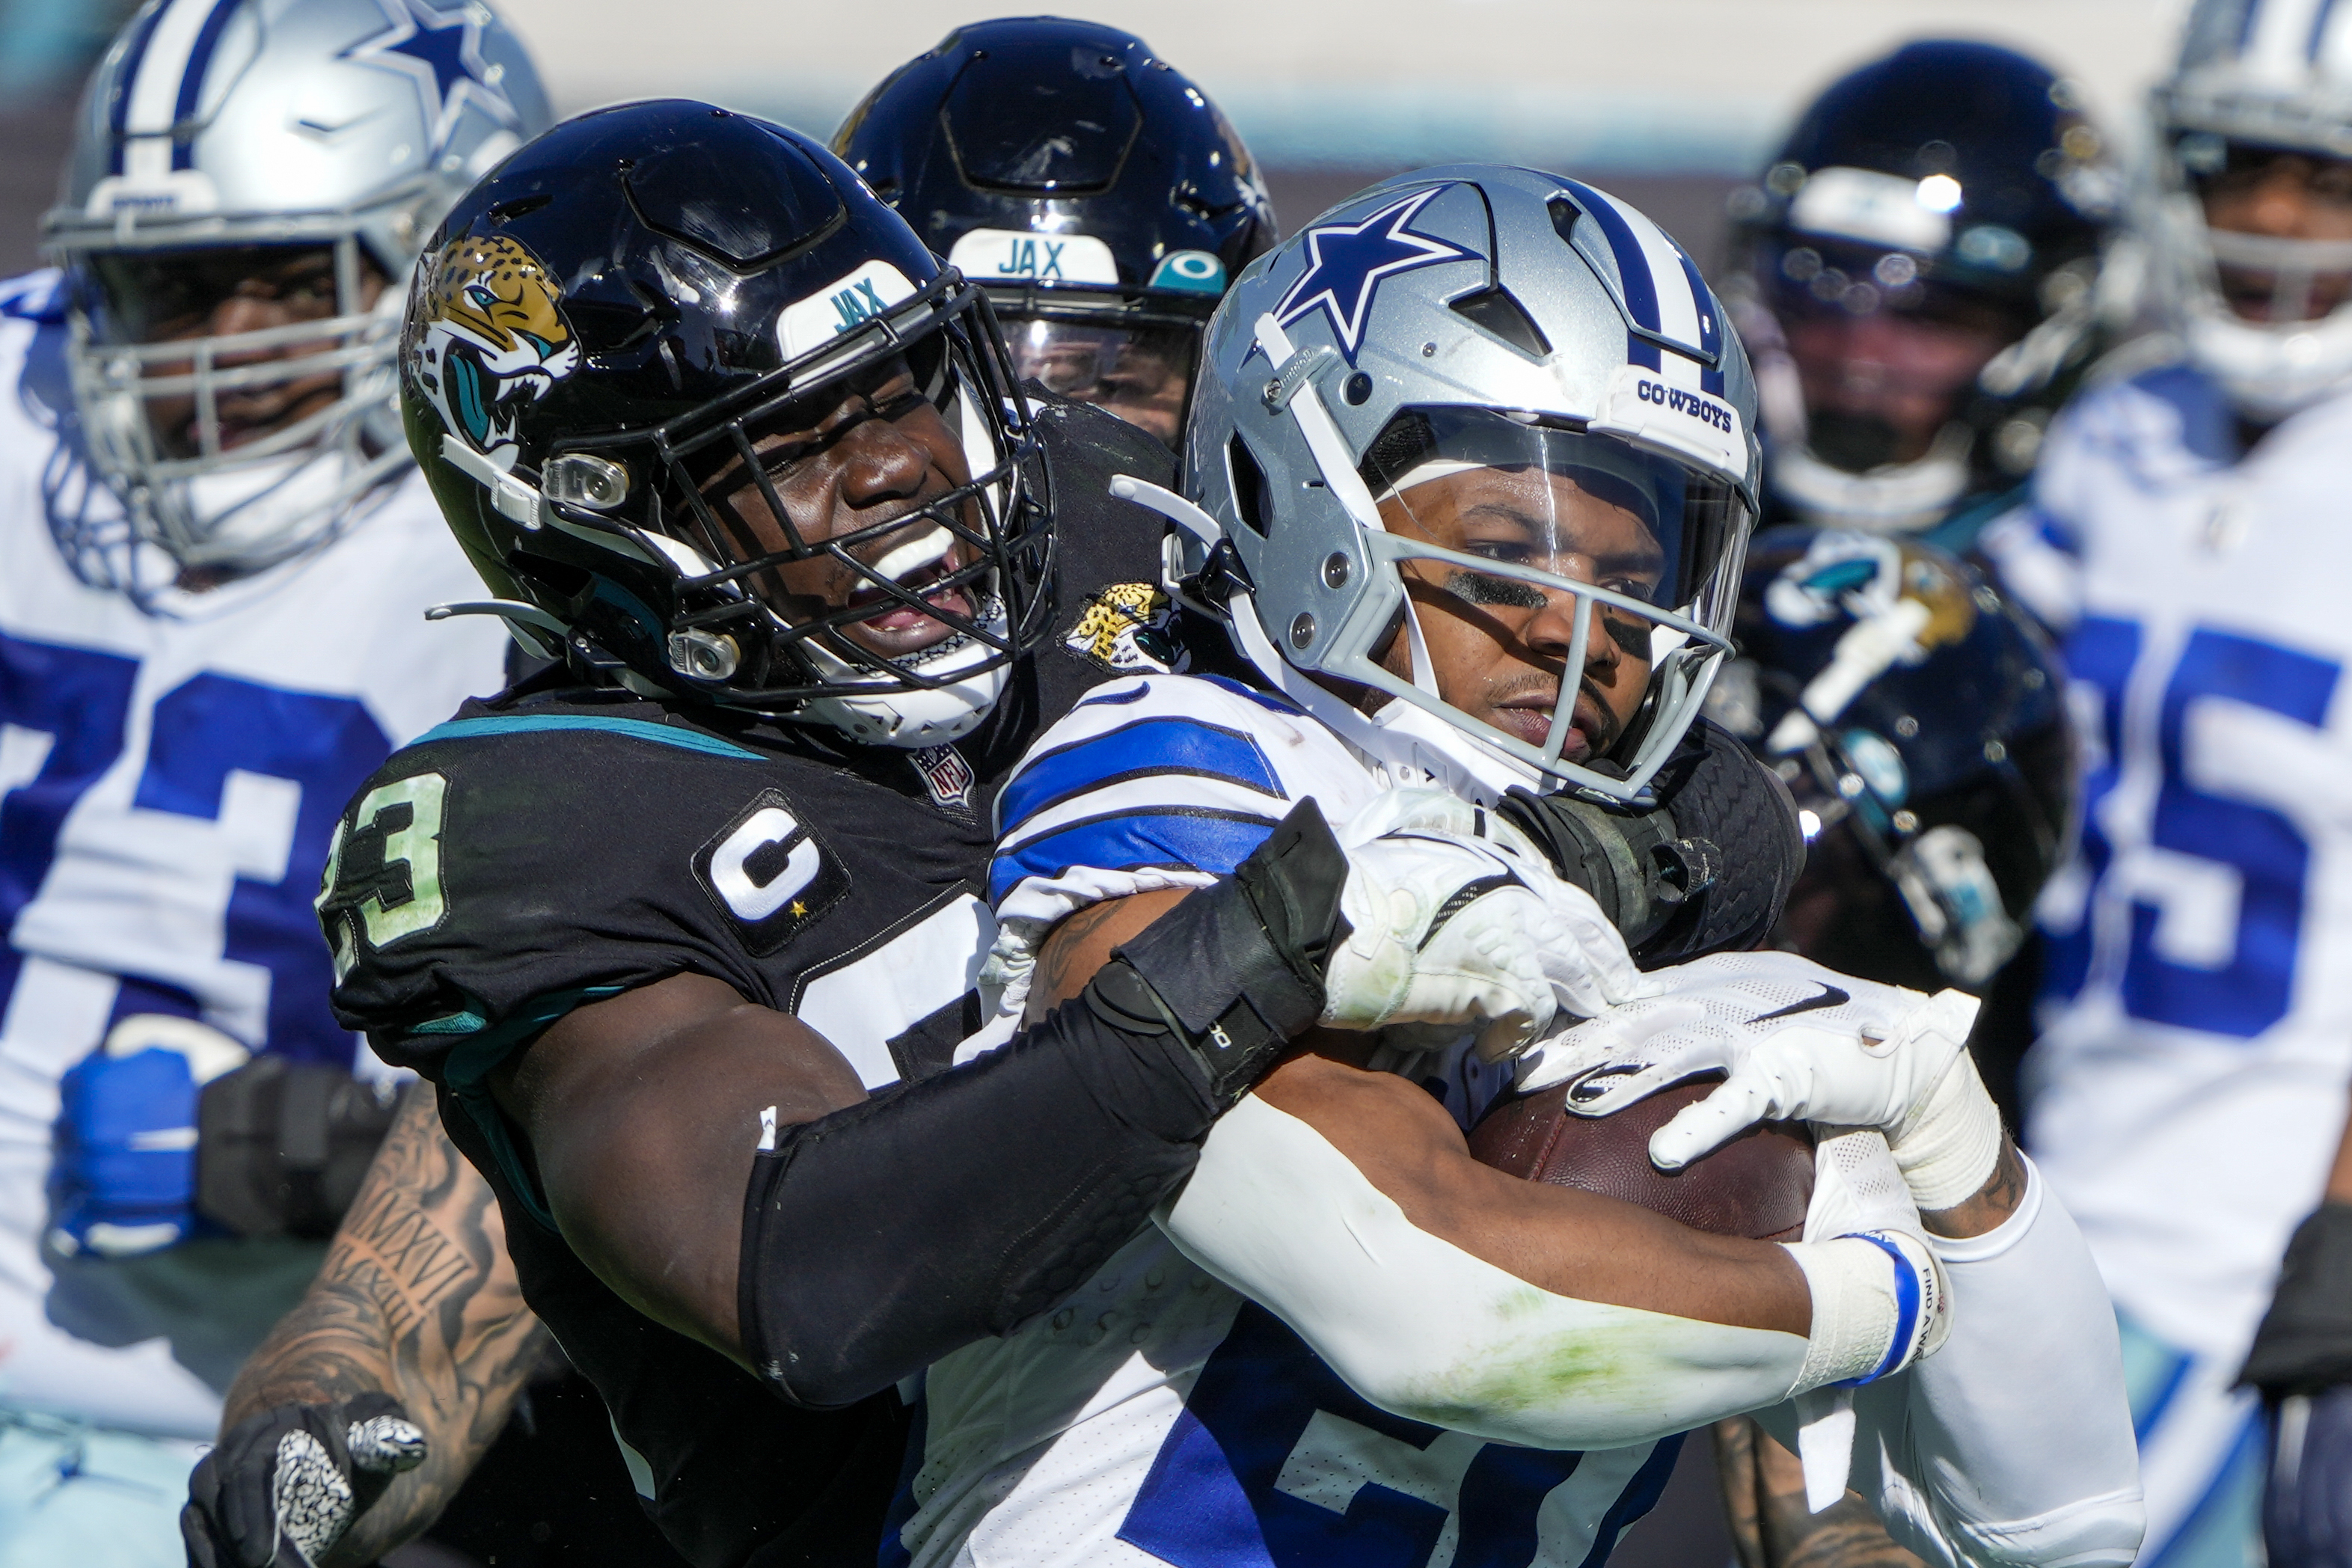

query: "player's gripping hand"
xmin=1321 ymin=804 xmax=1658 ymax=1061
xmin=183 ymin=1394 xmax=426 ymax=1568
xmin=1781 ymin=1126 xmax=1953 ymax=1509
xmin=51 ymin=1015 xmax=250 ymax=1257
xmin=1522 ymin=951 xmax=2000 ymax=1211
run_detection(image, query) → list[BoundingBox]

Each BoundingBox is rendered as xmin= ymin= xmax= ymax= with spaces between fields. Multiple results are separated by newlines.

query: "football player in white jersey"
xmin=0 ymin=1 xmax=548 ymax=1561
xmin=885 ymin=165 xmax=2143 ymax=1568
xmin=2025 ymin=2 xmax=2352 ymax=1565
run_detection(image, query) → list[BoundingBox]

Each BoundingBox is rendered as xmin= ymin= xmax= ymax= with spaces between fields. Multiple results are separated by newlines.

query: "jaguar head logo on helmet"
xmin=407 ymin=233 xmax=580 ymax=468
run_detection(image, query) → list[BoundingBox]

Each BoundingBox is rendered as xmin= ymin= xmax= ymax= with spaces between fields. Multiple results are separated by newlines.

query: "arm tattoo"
xmin=222 ymin=1083 xmax=549 ymax=1566
xmin=1027 ymin=899 xmax=1133 ymax=1023
xmin=1923 ymin=1137 xmax=2030 ymax=1240
xmin=1713 ymin=1418 xmax=1926 ymax=1568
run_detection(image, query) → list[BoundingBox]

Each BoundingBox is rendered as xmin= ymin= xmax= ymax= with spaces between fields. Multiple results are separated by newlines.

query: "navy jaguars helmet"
xmin=1706 ymin=526 xmax=2072 ymax=991
xmin=399 ymin=100 xmax=1047 ymax=748
xmin=833 ymin=17 xmax=1275 ymax=449
xmin=1727 ymin=41 xmax=2119 ymax=536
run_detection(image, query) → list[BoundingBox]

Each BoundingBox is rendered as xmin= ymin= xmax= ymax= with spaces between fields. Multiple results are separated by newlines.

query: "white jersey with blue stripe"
xmin=2026 ymin=361 xmax=2352 ymax=1564
xmin=901 ymin=672 xmax=1675 ymax=1568
xmin=0 ymin=271 xmax=510 ymax=1436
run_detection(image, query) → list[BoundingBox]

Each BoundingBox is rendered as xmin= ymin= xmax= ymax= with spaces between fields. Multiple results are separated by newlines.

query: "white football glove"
xmin=1521 ymin=950 xmax=2001 ymax=1211
xmin=1336 ymin=789 xmax=1659 ymax=1023
xmin=1320 ymin=816 xmax=1652 ymax=1062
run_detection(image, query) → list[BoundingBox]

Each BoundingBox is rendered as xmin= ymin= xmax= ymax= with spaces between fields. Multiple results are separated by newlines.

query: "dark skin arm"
xmin=220 ymin=1085 xmax=548 ymax=1567
xmin=1025 ymin=889 xmax=1812 ymax=1336
xmin=1714 ymin=1418 xmax=1927 ymax=1568
xmin=486 ymin=971 xmax=868 ymax=1366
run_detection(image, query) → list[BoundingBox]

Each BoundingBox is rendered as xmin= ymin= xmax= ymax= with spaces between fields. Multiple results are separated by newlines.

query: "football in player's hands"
xmin=1468 ymin=1076 xmax=1816 ymax=1241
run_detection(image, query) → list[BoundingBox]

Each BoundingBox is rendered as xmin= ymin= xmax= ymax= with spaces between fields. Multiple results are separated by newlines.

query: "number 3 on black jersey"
xmin=316 ymin=772 xmax=450 ymax=979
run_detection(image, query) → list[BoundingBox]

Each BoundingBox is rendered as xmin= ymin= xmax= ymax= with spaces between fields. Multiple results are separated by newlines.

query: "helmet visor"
xmin=1356 ymin=406 xmax=1751 ymax=780
xmin=1003 ymin=314 xmax=1198 ymax=449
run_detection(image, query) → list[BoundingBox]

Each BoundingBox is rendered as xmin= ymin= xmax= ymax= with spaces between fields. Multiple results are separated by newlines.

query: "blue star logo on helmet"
xmin=1273 ymin=185 xmax=1477 ymax=363
xmin=342 ymin=0 xmax=518 ymax=156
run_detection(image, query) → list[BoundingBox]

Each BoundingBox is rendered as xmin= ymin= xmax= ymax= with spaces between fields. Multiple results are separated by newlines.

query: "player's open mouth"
xmin=842 ymin=552 xmax=975 ymax=653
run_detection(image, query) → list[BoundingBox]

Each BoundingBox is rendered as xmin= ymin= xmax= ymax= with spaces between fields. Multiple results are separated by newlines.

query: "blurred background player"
xmin=0 ymin=1 xmax=671 ymax=1563
xmin=835 ymin=16 xmax=1275 ymax=450
xmin=1721 ymin=40 xmax=2118 ymax=591
xmin=1703 ymin=59 xmax=2101 ymax=1550
xmin=2027 ymin=1 xmax=2352 ymax=1564
xmin=1702 ymin=526 xmax=2074 ymax=1565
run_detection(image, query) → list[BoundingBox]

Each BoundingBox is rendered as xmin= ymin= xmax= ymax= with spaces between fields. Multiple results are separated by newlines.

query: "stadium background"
xmin=0 ymin=0 xmax=2184 ymax=1560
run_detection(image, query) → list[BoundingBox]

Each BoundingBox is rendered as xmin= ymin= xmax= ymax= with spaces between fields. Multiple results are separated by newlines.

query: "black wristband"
xmin=2242 ymin=1202 xmax=2352 ymax=1397
xmin=196 ymin=1058 xmax=402 ymax=1239
xmin=1093 ymin=797 xmax=1348 ymax=1105
xmin=1498 ymin=718 xmax=1803 ymax=964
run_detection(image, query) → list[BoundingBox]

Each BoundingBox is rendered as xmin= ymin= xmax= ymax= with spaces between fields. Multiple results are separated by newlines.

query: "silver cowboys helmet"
xmin=42 ymin=0 xmax=550 ymax=584
xmin=2152 ymin=0 xmax=2352 ymax=417
xmin=1142 ymin=165 xmax=1759 ymax=803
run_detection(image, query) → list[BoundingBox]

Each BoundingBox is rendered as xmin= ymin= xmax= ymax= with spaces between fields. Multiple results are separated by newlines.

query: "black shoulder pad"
xmin=1634 ymin=717 xmax=1807 ymax=967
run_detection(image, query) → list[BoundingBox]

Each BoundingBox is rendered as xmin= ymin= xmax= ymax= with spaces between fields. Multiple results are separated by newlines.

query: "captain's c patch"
xmin=693 ymin=790 xmax=852 ymax=955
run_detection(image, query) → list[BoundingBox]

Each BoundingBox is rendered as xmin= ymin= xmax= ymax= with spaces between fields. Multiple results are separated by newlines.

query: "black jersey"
xmin=316 ymin=399 xmax=1210 ymax=1568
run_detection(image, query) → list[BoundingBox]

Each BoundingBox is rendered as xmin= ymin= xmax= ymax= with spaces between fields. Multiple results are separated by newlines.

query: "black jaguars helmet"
xmin=401 ymin=100 xmax=1047 ymax=748
xmin=1706 ymin=526 xmax=2072 ymax=993
xmin=834 ymin=16 xmax=1275 ymax=449
xmin=1727 ymin=41 xmax=2119 ymax=536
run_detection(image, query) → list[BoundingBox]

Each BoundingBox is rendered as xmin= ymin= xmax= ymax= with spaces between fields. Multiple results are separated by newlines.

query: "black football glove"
xmin=182 ymin=1393 xmax=426 ymax=1568
xmin=2244 ymin=1203 xmax=2352 ymax=1398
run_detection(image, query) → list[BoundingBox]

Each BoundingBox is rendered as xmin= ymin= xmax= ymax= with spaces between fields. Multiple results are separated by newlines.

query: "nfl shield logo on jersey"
xmin=910 ymin=744 xmax=976 ymax=813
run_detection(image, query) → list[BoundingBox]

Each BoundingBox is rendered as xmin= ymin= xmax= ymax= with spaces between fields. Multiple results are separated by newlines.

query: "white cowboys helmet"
xmin=1134 ymin=165 xmax=1760 ymax=803
xmin=41 ymin=0 xmax=550 ymax=589
xmin=2152 ymin=0 xmax=2352 ymax=417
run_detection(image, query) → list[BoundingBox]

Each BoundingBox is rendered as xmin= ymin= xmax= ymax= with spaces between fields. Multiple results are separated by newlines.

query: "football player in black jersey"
xmin=182 ymin=102 xmax=1644 ymax=1568
xmin=833 ymin=16 xmax=1277 ymax=450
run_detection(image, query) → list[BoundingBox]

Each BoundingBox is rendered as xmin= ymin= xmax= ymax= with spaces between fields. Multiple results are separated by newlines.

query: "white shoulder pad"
xmin=989 ymin=673 xmax=1376 ymax=939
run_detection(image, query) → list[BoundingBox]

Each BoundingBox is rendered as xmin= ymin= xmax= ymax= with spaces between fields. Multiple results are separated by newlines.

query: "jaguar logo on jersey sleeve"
xmin=693 ymin=789 xmax=853 ymax=957
xmin=406 ymin=233 xmax=581 ymax=467
xmin=1064 ymin=582 xmax=1183 ymax=673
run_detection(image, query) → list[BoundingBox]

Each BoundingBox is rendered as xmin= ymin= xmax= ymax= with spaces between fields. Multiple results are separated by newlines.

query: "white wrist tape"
xmin=1160 ymin=1095 xmax=1811 ymax=1448
xmin=1782 ymin=1231 xmax=1950 ymax=1396
xmin=1890 ymin=1052 xmax=2003 ymax=1213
